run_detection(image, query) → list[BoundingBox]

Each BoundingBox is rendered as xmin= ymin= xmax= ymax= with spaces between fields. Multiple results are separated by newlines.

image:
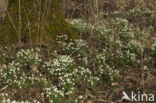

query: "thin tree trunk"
xmin=0 ymin=0 xmax=78 ymax=44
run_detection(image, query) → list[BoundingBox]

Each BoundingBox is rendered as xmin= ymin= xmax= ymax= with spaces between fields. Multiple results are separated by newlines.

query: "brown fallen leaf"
xmin=29 ymin=64 xmax=38 ymax=73
xmin=151 ymin=69 xmax=156 ymax=75
xmin=145 ymin=74 xmax=156 ymax=88
xmin=87 ymin=100 xmax=92 ymax=103
xmin=86 ymin=89 xmax=96 ymax=98
xmin=124 ymin=75 xmax=138 ymax=83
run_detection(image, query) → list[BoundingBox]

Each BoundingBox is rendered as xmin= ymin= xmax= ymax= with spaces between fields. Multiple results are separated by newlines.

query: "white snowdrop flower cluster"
xmin=1 ymin=99 xmax=39 ymax=103
xmin=94 ymin=51 xmax=121 ymax=83
xmin=143 ymin=65 xmax=149 ymax=71
xmin=16 ymin=49 xmax=41 ymax=67
xmin=43 ymin=56 xmax=99 ymax=101
xmin=151 ymin=42 xmax=156 ymax=53
xmin=116 ymin=49 xmax=124 ymax=58
xmin=78 ymin=95 xmax=83 ymax=99
xmin=112 ymin=18 xmax=129 ymax=28
xmin=108 ymin=68 xmax=120 ymax=82
xmin=95 ymin=57 xmax=120 ymax=83
xmin=127 ymin=40 xmax=142 ymax=54
xmin=88 ymin=76 xmax=100 ymax=85
xmin=58 ymin=55 xmax=73 ymax=64
xmin=105 ymin=65 xmax=120 ymax=83
xmin=63 ymin=39 xmax=88 ymax=55
xmin=82 ymin=56 xmax=88 ymax=65
xmin=128 ymin=8 xmax=142 ymax=15
xmin=76 ymin=66 xmax=91 ymax=76
xmin=0 ymin=93 xmax=40 ymax=103
xmin=125 ymin=50 xmax=137 ymax=63
xmin=75 ymin=39 xmax=88 ymax=50
xmin=45 ymin=85 xmax=65 ymax=97
xmin=69 ymin=19 xmax=89 ymax=33
xmin=69 ymin=19 xmax=111 ymax=36
xmin=44 ymin=55 xmax=75 ymax=98
xmin=111 ymin=18 xmax=134 ymax=40
xmin=0 ymin=60 xmax=46 ymax=89
xmin=73 ymin=66 xmax=96 ymax=85
xmin=44 ymin=55 xmax=74 ymax=76
xmin=44 ymin=86 xmax=65 ymax=103
xmin=0 ymin=62 xmax=20 ymax=83
xmin=115 ymin=39 xmax=123 ymax=48
xmin=111 ymin=11 xmax=121 ymax=15
xmin=95 ymin=51 xmax=106 ymax=65
xmin=93 ymin=23 xmax=111 ymax=37
xmin=15 ymin=73 xmax=47 ymax=89
xmin=116 ymin=49 xmax=137 ymax=65
xmin=55 ymin=34 xmax=68 ymax=41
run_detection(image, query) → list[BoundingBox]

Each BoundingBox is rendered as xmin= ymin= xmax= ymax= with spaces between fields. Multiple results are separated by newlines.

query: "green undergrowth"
xmin=0 ymin=16 xmax=155 ymax=102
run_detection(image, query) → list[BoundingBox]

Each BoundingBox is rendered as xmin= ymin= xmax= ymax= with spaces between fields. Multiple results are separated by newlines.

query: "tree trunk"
xmin=0 ymin=0 xmax=78 ymax=44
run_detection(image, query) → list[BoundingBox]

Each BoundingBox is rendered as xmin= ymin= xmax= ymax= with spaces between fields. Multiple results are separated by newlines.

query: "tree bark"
xmin=0 ymin=0 xmax=78 ymax=43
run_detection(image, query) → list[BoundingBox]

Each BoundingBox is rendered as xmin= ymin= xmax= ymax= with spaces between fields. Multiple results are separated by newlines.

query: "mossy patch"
xmin=0 ymin=0 xmax=78 ymax=44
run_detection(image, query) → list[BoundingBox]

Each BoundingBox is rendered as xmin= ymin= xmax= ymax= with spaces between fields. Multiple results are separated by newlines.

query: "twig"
xmin=23 ymin=6 xmax=32 ymax=48
xmin=0 ymin=85 xmax=9 ymax=93
xmin=18 ymin=0 xmax=22 ymax=47
xmin=6 ymin=10 xmax=18 ymax=34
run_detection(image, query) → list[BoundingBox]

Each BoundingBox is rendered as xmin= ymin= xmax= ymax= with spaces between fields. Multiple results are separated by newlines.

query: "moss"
xmin=0 ymin=0 xmax=78 ymax=43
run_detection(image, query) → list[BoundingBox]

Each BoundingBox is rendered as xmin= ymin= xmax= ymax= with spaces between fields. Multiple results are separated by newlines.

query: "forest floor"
xmin=0 ymin=3 xmax=156 ymax=103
